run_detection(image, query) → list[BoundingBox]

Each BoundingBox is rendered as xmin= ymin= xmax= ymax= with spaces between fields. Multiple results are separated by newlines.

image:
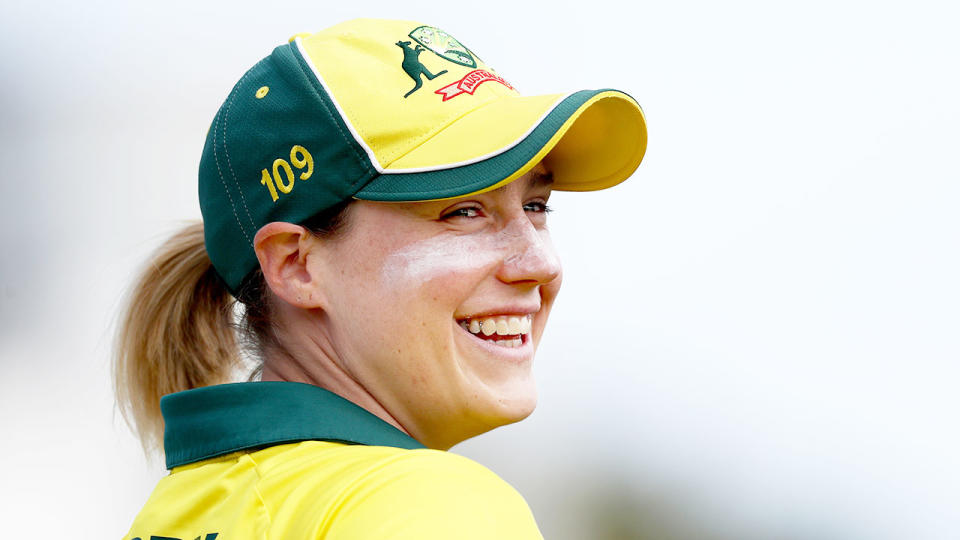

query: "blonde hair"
xmin=114 ymin=202 xmax=354 ymax=454
xmin=113 ymin=222 xmax=241 ymax=452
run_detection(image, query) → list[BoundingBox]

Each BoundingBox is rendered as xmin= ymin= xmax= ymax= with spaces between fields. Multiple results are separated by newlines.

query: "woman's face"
xmin=313 ymin=166 xmax=561 ymax=449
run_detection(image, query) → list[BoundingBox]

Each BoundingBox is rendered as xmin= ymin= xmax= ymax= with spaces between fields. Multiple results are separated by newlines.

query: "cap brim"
xmin=354 ymin=89 xmax=647 ymax=201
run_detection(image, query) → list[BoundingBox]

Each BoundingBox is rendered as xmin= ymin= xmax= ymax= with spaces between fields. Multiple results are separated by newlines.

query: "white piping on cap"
xmin=295 ymin=37 xmax=385 ymax=172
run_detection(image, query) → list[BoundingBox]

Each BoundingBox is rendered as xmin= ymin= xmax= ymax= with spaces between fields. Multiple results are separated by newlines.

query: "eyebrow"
xmin=530 ymin=170 xmax=554 ymax=188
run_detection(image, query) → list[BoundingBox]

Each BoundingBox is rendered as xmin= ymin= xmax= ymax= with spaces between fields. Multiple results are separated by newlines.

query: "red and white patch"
xmin=435 ymin=69 xmax=514 ymax=101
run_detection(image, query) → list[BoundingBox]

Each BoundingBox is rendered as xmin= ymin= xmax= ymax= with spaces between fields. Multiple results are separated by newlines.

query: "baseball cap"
xmin=199 ymin=18 xmax=648 ymax=292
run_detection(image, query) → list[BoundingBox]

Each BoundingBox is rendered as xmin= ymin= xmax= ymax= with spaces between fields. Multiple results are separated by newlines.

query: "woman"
xmin=117 ymin=18 xmax=646 ymax=539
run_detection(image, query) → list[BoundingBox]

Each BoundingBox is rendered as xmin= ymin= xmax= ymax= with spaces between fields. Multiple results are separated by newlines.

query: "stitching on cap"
xmin=224 ymin=58 xmax=267 ymax=240
xmin=212 ymin=106 xmax=252 ymax=244
xmin=291 ymin=46 xmax=372 ymax=176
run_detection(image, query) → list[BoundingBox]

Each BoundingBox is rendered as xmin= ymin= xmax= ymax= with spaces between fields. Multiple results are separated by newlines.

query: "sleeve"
xmin=322 ymin=450 xmax=544 ymax=540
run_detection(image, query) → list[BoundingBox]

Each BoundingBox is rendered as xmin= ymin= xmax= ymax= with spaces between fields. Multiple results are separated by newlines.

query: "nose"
xmin=496 ymin=216 xmax=562 ymax=286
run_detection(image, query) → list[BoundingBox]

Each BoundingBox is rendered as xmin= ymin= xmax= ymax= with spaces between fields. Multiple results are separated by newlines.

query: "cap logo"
xmin=408 ymin=26 xmax=477 ymax=68
xmin=396 ymin=25 xmax=511 ymax=101
xmin=435 ymin=69 xmax=514 ymax=102
xmin=396 ymin=40 xmax=449 ymax=98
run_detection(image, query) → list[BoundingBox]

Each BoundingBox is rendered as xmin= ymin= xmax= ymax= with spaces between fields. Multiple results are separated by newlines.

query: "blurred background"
xmin=1 ymin=0 xmax=958 ymax=537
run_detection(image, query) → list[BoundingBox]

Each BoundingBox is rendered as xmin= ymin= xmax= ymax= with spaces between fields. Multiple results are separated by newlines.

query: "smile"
xmin=456 ymin=315 xmax=533 ymax=348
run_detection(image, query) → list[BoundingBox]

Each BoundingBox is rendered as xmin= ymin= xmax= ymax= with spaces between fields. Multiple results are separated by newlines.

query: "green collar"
xmin=161 ymin=381 xmax=425 ymax=469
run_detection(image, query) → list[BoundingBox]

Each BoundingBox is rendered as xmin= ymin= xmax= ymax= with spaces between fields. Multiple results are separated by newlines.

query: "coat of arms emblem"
xmin=408 ymin=26 xmax=477 ymax=68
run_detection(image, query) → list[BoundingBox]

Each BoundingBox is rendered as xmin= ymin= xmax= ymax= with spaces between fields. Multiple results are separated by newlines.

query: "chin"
xmin=429 ymin=389 xmax=537 ymax=450
xmin=475 ymin=381 xmax=539 ymax=430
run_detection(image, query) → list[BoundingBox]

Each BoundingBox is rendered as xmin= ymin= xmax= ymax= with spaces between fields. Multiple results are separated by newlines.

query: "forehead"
xmin=487 ymin=164 xmax=554 ymax=196
xmin=526 ymin=169 xmax=554 ymax=190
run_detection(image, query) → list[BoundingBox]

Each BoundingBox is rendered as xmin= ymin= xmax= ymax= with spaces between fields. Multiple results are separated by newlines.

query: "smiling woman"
xmin=257 ymin=167 xmax=561 ymax=451
xmin=115 ymin=18 xmax=646 ymax=540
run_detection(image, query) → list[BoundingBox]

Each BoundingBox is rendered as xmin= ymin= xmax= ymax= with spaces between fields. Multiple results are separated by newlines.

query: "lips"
xmin=456 ymin=314 xmax=533 ymax=348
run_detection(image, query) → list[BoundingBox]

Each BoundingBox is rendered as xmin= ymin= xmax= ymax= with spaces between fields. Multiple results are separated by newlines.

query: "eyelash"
xmin=442 ymin=203 xmax=552 ymax=219
xmin=524 ymin=202 xmax=553 ymax=214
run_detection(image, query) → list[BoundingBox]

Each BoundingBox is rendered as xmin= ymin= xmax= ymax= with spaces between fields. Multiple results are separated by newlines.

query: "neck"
xmin=259 ymin=305 xmax=412 ymax=440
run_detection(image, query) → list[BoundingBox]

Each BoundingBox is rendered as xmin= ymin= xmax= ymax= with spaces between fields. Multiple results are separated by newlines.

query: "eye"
xmin=523 ymin=201 xmax=553 ymax=214
xmin=441 ymin=205 xmax=483 ymax=219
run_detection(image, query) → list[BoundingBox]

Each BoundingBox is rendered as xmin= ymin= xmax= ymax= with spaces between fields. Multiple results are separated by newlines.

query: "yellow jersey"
xmin=123 ymin=381 xmax=543 ymax=539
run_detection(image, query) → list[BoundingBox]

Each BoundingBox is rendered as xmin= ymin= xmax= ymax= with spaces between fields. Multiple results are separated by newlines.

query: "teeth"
xmin=481 ymin=319 xmax=497 ymax=336
xmin=490 ymin=337 xmax=522 ymax=348
xmin=460 ymin=314 xmax=533 ymax=339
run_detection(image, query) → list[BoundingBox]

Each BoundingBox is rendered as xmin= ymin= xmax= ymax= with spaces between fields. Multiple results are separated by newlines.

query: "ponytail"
xmin=114 ymin=222 xmax=240 ymax=453
xmin=115 ymin=202 xmax=352 ymax=454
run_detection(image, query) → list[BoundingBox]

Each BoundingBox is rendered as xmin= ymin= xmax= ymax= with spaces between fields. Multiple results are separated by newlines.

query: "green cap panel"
xmin=198 ymin=42 xmax=377 ymax=292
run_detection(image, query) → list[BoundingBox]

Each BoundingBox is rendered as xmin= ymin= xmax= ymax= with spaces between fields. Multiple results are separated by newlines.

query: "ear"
xmin=253 ymin=222 xmax=326 ymax=309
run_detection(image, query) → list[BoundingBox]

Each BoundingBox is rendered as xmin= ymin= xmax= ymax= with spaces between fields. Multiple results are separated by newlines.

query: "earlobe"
xmin=253 ymin=222 xmax=325 ymax=309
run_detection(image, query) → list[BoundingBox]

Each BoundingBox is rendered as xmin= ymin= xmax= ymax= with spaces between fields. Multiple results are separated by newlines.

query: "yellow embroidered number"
xmin=291 ymin=145 xmax=313 ymax=180
xmin=260 ymin=169 xmax=278 ymax=201
xmin=273 ymin=159 xmax=295 ymax=193
xmin=260 ymin=145 xmax=314 ymax=202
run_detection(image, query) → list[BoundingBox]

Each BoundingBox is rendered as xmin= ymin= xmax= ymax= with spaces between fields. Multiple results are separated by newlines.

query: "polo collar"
xmin=161 ymin=381 xmax=425 ymax=469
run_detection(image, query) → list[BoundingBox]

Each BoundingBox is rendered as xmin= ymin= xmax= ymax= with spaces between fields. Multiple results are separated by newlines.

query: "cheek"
xmin=539 ymin=229 xmax=563 ymax=298
xmin=542 ymin=270 xmax=563 ymax=304
xmin=358 ymin=235 xmax=501 ymax=372
xmin=378 ymin=234 xmax=502 ymax=293
xmin=532 ymin=229 xmax=562 ymax=340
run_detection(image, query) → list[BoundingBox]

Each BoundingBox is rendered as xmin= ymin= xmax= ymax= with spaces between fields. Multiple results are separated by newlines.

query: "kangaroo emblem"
xmin=396 ymin=40 xmax=448 ymax=98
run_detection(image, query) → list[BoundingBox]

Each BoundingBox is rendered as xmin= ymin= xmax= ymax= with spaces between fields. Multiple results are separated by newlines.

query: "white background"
xmin=1 ymin=0 xmax=958 ymax=538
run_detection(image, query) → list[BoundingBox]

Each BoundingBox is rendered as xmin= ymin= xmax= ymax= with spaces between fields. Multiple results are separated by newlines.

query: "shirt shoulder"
xmin=253 ymin=442 xmax=543 ymax=540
